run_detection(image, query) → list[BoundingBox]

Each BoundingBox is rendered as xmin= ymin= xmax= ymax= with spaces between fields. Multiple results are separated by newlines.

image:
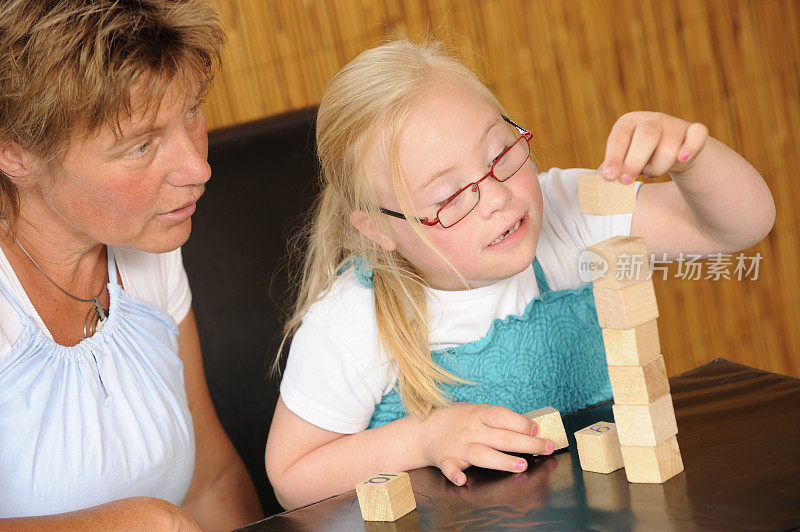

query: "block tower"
xmin=579 ymin=170 xmax=684 ymax=483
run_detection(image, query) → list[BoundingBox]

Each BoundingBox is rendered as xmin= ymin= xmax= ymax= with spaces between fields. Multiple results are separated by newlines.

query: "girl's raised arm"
xmin=600 ymin=111 xmax=775 ymax=259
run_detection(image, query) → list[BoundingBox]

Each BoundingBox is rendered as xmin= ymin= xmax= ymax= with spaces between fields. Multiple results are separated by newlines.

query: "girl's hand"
xmin=419 ymin=403 xmax=554 ymax=486
xmin=599 ymin=111 xmax=709 ymax=184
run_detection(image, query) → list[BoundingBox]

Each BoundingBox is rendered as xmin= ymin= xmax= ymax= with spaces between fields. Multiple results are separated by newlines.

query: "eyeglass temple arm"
xmin=380 ymin=207 xmax=409 ymax=221
xmin=502 ymin=114 xmax=525 ymax=132
xmin=380 ymin=207 xmax=436 ymax=226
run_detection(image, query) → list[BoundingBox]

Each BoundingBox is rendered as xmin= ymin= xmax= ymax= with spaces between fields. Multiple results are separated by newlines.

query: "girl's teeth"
xmin=490 ymin=219 xmax=522 ymax=246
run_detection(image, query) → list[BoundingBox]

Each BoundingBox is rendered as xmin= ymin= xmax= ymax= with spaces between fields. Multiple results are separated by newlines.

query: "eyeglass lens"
xmin=438 ymin=135 xmax=530 ymax=227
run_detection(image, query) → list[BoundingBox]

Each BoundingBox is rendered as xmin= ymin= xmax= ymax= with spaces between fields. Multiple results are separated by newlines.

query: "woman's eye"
xmin=125 ymin=139 xmax=153 ymax=159
xmin=187 ymin=99 xmax=206 ymax=117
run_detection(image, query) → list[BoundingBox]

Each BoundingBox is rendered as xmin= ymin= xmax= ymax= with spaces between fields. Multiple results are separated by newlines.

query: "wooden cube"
xmin=587 ymin=236 xmax=651 ymax=288
xmin=602 ymin=320 xmax=661 ymax=366
xmin=612 ymin=393 xmax=678 ymax=446
xmin=593 ymin=279 xmax=659 ymax=329
xmin=578 ymin=170 xmax=637 ymax=214
xmin=523 ymin=406 xmax=569 ymax=450
xmin=608 ymin=354 xmax=670 ymax=405
xmin=355 ymin=472 xmax=416 ymax=522
xmin=575 ymin=421 xmax=624 ymax=473
xmin=620 ymin=435 xmax=684 ymax=483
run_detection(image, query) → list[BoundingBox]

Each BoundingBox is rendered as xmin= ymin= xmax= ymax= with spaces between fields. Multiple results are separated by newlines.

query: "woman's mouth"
xmin=486 ymin=213 xmax=528 ymax=249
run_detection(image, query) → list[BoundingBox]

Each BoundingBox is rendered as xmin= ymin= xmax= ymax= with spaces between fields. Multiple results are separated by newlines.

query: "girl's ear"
xmin=350 ymin=210 xmax=398 ymax=252
xmin=0 ymin=141 xmax=36 ymax=186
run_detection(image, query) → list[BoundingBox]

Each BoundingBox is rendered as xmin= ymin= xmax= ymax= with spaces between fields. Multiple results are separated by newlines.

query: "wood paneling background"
xmin=204 ymin=0 xmax=799 ymax=378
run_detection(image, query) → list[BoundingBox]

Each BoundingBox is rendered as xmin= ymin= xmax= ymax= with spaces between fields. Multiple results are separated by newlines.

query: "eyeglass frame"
xmin=379 ymin=115 xmax=533 ymax=229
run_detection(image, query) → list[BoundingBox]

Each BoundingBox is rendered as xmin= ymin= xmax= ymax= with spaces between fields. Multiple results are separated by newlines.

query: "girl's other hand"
xmin=419 ymin=403 xmax=554 ymax=486
xmin=599 ymin=111 xmax=709 ymax=184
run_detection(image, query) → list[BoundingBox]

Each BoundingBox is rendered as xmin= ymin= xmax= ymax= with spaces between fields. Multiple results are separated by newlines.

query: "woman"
xmin=0 ymin=1 xmax=262 ymax=529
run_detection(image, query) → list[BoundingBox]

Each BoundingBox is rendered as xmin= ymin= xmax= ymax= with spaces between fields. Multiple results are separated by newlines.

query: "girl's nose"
xmin=476 ymin=175 xmax=513 ymax=218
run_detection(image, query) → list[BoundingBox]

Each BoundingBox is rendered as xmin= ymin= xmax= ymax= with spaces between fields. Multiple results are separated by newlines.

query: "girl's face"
xmin=369 ymin=74 xmax=544 ymax=290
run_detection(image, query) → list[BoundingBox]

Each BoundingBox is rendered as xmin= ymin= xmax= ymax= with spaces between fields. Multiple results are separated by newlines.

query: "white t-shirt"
xmin=280 ymin=167 xmax=642 ymax=433
xmin=0 ymin=246 xmax=192 ymax=356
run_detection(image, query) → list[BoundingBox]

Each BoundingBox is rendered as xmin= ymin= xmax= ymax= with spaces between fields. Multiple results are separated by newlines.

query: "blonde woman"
xmin=265 ymin=40 xmax=774 ymax=508
xmin=0 ymin=1 xmax=261 ymax=529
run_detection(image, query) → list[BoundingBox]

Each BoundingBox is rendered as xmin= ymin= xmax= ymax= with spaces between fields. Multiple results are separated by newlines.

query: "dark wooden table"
xmin=240 ymin=359 xmax=800 ymax=530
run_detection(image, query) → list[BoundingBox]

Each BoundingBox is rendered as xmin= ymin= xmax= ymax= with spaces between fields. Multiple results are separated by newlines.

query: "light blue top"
xmin=0 ymin=248 xmax=195 ymax=518
xmin=368 ymin=257 xmax=611 ymax=428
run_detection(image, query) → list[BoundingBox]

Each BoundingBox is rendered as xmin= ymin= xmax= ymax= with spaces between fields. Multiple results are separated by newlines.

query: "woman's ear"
xmin=350 ymin=210 xmax=398 ymax=252
xmin=0 ymin=141 xmax=36 ymax=186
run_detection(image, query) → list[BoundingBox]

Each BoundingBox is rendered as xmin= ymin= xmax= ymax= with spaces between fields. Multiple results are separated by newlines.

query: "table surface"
xmin=240 ymin=359 xmax=800 ymax=531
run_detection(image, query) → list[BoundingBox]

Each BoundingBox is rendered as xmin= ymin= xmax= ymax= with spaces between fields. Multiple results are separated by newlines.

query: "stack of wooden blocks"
xmin=578 ymin=170 xmax=684 ymax=483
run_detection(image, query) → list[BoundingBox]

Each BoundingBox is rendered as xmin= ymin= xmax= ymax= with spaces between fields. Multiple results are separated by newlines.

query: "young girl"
xmin=265 ymin=40 xmax=775 ymax=509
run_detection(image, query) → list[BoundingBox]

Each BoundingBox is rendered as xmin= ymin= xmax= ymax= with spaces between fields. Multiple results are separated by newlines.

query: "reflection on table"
xmin=240 ymin=359 xmax=800 ymax=531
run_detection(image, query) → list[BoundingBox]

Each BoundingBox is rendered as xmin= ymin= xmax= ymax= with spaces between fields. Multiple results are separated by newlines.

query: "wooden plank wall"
xmin=204 ymin=0 xmax=800 ymax=378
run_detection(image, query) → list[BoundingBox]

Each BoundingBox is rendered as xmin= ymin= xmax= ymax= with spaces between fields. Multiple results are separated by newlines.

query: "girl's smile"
xmin=485 ymin=213 xmax=529 ymax=250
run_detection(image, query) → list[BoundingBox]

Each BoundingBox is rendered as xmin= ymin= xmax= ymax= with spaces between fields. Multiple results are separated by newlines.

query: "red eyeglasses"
xmin=380 ymin=115 xmax=533 ymax=229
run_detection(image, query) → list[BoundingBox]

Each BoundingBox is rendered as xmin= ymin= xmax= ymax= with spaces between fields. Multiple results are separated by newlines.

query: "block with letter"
xmin=523 ymin=406 xmax=568 ymax=450
xmin=587 ymin=236 xmax=651 ymax=288
xmin=356 ymin=472 xmax=416 ymax=522
xmin=607 ymin=354 xmax=670 ymax=405
xmin=593 ymin=279 xmax=659 ymax=329
xmin=602 ymin=319 xmax=661 ymax=366
xmin=612 ymin=393 xmax=678 ymax=446
xmin=575 ymin=421 xmax=624 ymax=473
xmin=620 ymin=435 xmax=684 ymax=483
xmin=578 ymin=170 xmax=636 ymax=214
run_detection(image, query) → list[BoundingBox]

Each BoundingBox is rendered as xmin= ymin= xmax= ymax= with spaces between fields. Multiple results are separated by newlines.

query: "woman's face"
xmin=28 ymin=76 xmax=211 ymax=253
xmin=368 ymin=74 xmax=543 ymax=290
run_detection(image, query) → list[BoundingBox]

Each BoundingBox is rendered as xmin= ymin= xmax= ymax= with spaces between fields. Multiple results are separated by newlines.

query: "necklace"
xmin=1 ymin=218 xmax=108 ymax=338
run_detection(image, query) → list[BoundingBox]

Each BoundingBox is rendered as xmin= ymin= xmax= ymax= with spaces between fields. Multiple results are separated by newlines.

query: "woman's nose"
xmin=166 ymin=129 xmax=211 ymax=187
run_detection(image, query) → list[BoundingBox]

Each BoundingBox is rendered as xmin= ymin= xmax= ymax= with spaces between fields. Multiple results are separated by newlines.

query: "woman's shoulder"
xmin=112 ymin=246 xmax=182 ymax=273
xmin=112 ymin=246 xmax=190 ymax=324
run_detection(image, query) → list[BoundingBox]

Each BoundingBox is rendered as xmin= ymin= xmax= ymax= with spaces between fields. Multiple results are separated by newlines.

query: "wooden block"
xmin=608 ymin=354 xmax=670 ymax=405
xmin=356 ymin=472 xmax=416 ymax=522
xmin=620 ymin=435 xmax=684 ymax=483
xmin=593 ymin=279 xmax=659 ymax=329
xmin=578 ymin=170 xmax=636 ymax=214
xmin=602 ymin=320 xmax=661 ymax=366
xmin=523 ymin=406 xmax=568 ymax=450
xmin=612 ymin=393 xmax=678 ymax=446
xmin=587 ymin=236 xmax=651 ymax=288
xmin=575 ymin=421 xmax=624 ymax=473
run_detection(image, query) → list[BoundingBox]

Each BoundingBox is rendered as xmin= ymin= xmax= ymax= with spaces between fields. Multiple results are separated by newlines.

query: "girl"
xmin=265 ymin=40 xmax=774 ymax=509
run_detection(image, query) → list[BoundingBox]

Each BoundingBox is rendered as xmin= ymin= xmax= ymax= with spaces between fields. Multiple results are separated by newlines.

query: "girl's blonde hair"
xmin=281 ymin=39 xmax=509 ymax=417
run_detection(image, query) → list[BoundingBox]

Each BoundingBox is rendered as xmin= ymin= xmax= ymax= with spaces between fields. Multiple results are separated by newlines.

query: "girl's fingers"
xmin=466 ymin=443 xmax=529 ymax=473
xmin=642 ymin=135 xmax=683 ymax=177
xmin=479 ymin=405 xmax=537 ymax=436
xmin=441 ymin=457 xmax=467 ymax=486
xmin=602 ymin=116 xmax=636 ymax=181
xmin=484 ymin=429 xmax=553 ymax=456
xmin=619 ymin=122 xmax=662 ymax=183
xmin=677 ymin=122 xmax=709 ymax=163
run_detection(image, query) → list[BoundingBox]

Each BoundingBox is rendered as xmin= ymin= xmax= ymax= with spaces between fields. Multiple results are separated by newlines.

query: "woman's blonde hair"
xmin=0 ymin=0 xmax=224 ymax=220
xmin=280 ymin=39 xmax=511 ymax=417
